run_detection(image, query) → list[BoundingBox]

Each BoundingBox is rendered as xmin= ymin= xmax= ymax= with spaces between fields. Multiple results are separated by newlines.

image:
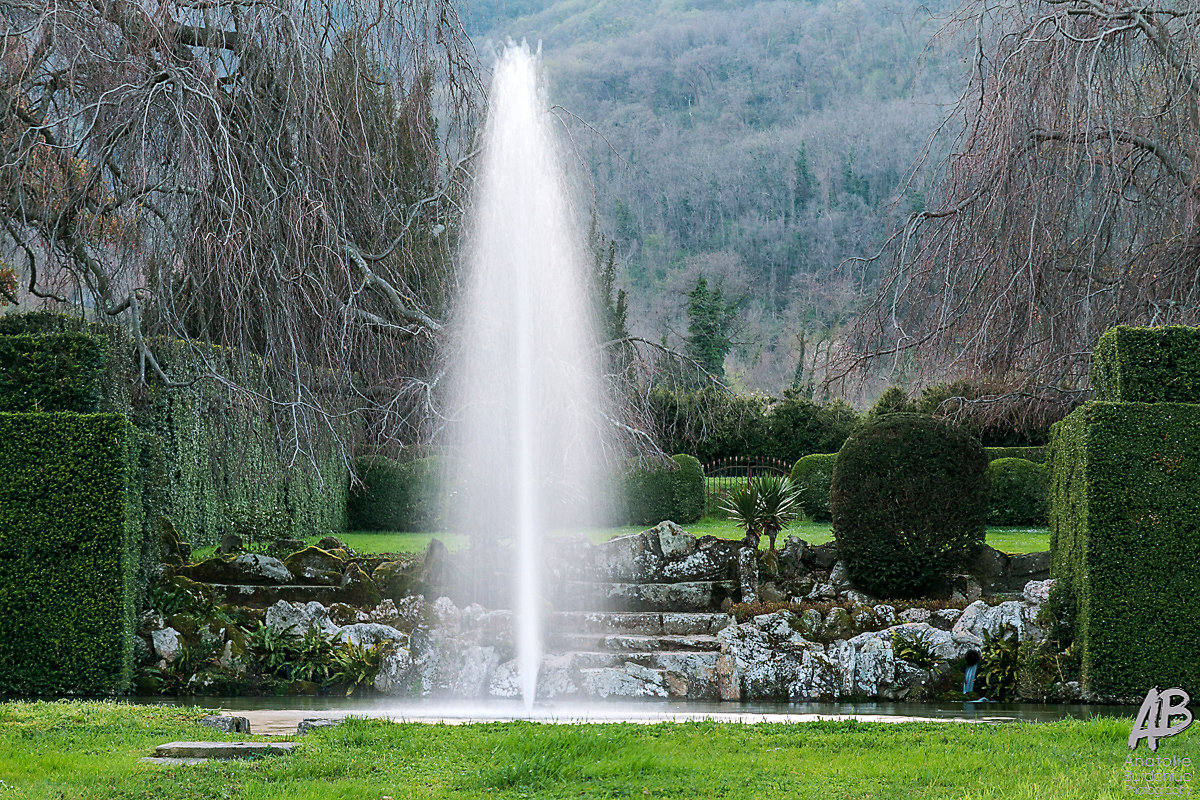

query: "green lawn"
xmin=0 ymin=700 xmax=1176 ymax=799
xmin=316 ymin=520 xmax=1049 ymax=556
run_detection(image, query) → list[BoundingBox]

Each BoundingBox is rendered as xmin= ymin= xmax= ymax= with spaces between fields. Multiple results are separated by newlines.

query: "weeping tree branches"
xmin=836 ymin=0 xmax=1200 ymax=424
xmin=0 ymin=0 xmax=479 ymax=463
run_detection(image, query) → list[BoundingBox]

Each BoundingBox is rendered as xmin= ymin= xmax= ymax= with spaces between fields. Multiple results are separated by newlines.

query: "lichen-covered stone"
xmin=654 ymin=521 xmax=697 ymax=559
xmin=373 ymin=646 xmax=414 ymax=694
xmin=335 ymin=623 xmax=408 ymax=648
xmin=151 ymin=627 xmax=181 ymax=663
xmin=265 ymin=600 xmax=340 ymax=637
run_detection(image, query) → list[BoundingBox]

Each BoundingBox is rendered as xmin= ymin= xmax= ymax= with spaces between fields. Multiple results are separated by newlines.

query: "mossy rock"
xmin=341 ymin=563 xmax=381 ymax=608
xmin=372 ymin=560 xmax=421 ymax=601
xmin=283 ymin=547 xmax=346 ymax=585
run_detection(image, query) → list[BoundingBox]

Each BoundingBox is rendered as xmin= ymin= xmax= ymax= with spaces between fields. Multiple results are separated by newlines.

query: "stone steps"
xmin=204 ymin=583 xmax=349 ymax=607
xmin=548 ymin=632 xmax=721 ymax=653
xmin=549 ymin=611 xmax=732 ymax=636
xmin=550 ymin=581 xmax=738 ymax=612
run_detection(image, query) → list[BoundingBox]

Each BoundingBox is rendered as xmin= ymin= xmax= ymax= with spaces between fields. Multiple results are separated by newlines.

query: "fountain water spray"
xmin=446 ymin=44 xmax=608 ymax=712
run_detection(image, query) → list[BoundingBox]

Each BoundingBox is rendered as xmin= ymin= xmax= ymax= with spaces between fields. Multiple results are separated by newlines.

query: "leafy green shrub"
xmin=0 ymin=314 xmax=350 ymax=546
xmin=978 ymin=627 xmax=1020 ymax=701
xmin=830 ymin=413 xmax=988 ymax=598
xmin=789 ymin=453 xmax=837 ymax=522
xmin=348 ymin=456 xmax=440 ymax=532
xmin=0 ymin=412 xmax=139 ymax=694
xmin=648 ymin=387 xmax=860 ymax=463
xmin=1092 ymin=325 xmax=1200 ymax=403
xmin=328 ymin=641 xmax=385 ymax=695
xmin=986 ymin=457 xmax=1048 ymax=526
xmin=621 ymin=454 xmax=705 ymax=525
xmin=721 ymin=482 xmax=762 ymax=547
xmin=1050 ymin=400 xmax=1200 ymax=697
xmin=0 ymin=332 xmax=108 ymax=412
xmin=671 ymin=454 xmax=706 ymax=523
xmin=867 ymin=386 xmax=914 ymax=418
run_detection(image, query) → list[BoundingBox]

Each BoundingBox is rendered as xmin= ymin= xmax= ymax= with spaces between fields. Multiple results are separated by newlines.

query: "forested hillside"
xmin=466 ymin=0 xmax=968 ymax=396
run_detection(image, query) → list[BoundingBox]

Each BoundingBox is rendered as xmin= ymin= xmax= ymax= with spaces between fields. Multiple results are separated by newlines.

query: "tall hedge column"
xmin=1050 ymin=326 xmax=1200 ymax=698
xmin=0 ymin=413 xmax=140 ymax=693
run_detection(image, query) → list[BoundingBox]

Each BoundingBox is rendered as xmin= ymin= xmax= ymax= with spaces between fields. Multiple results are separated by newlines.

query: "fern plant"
xmin=891 ymin=627 xmax=939 ymax=668
xmin=329 ymin=641 xmax=385 ymax=696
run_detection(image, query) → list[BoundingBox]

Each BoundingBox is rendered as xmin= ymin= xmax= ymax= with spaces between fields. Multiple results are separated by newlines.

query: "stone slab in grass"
xmin=153 ymin=742 xmax=295 ymax=760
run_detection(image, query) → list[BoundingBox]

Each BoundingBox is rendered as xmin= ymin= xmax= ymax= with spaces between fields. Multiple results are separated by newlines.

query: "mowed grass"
xmin=0 ymin=700 xmax=1174 ymax=799
xmin=318 ymin=520 xmax=1050 ymax=556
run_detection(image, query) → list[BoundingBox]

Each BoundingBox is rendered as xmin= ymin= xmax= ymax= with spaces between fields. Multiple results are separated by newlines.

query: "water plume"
xmin=444 ymin=43 xmax=608 ymax=712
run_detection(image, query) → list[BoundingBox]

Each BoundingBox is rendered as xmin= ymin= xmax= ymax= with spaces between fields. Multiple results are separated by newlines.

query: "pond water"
xmin=129 ymin=696 xmax=1133 ymax=735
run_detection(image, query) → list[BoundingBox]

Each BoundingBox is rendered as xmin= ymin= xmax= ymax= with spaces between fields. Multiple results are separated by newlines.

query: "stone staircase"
xmin=522 ymin=610 xmax=733 ymax=700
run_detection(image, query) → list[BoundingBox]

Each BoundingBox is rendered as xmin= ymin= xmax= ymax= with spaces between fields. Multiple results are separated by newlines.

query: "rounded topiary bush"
xmin=789 ymin=453 xmax=838 ymax=522
xmin=830 ymin=413 xmax=989 ymax=598
xmin=670 ymin=454 xmax=705 ymax=524
xmin=622 ymin=453 xmax=705 ymax=526
xmin=348 ymin=456 xmax=440 ymax=532
xmin=986 ymin=457 xmax=1048 ymax=526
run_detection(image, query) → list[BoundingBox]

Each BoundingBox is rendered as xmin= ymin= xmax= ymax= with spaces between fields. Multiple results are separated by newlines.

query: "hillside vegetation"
xmin=468 ymin=0 xmax=967 ymax=393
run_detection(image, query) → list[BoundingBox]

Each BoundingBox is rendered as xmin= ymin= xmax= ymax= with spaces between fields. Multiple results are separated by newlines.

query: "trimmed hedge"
xmin=0 ymin=314 xmax=348 ymax=545
xmin=985 ymin=446 xmax=1046 ymax=464
xmin=789 ymin=453 xmax=837 ymax=522
xmin=986 ymin=458 xmax=1049 ymax=526
xmin=830 ymin=413 xmax=988 ymax=598
xmin=349 ymin=456 xmax=440 ymax=532
xmin=1050 ymin=401 xmax=1200 ymax=698
xmin=622 ymin=454 xmax=706 ymax=526
xmin=0 ymin=413 xmax=139 ymax=694
xmin=0 ymin=332 xmax=108 ymax=413
xmin=1092 ymin=325 xmax=1200 ymax=403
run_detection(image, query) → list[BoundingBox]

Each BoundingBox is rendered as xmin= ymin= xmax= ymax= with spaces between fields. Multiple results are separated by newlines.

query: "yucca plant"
xmin=755 ymin=474 xmax=800 ymax=552
xmin=721 ymin=482 xmax=763 ymax=549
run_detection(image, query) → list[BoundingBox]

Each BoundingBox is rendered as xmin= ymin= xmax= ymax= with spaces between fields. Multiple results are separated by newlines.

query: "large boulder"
xmin=374 ymin=646 xmax=415 ymax=694
xmin=283 ymin=547 xmax=346 ymax=585
xmin=950 ymin=599 xmax=1035 ymax=646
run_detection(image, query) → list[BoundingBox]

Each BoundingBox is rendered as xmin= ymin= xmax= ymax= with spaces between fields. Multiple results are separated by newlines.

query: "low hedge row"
xmin=1050 ymin=402 xmax=1200 ymax=698
xmin=0 ymin=413 xmax=140 ymax=694
xmin=985 ymin=446 xmax=1046 ymax=464
xmin=986 ymin=458 xmax=1048 ymax=526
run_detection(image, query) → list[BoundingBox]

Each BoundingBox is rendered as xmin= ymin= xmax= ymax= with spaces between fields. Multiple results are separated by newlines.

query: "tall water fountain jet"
xmin=445 ymin=44 xmax=609 ymax=712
